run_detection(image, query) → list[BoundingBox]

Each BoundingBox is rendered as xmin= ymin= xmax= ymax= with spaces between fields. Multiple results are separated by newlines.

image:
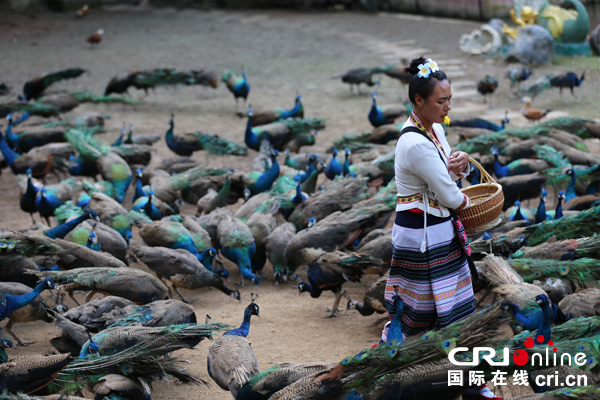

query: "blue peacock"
xmin=325 ymin=149 xmax=343 ymax=180
xmin=222 ymin=70 xmax=250 ymax=110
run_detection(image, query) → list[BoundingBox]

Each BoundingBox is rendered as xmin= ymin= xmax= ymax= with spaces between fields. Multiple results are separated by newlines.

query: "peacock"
xmin=325 ymin=149 xmax=344 ymax=180
xmin=491 ymin=146 xmax=550 ymax=178
xmin=246 ymin=207 xmax=277 ymax=277
xmin=272 ymin=304 xmax=508 ymax=398
xmin=0 ymin=351 xmax=73 ymax=394
xmin=0 ymin=278 xmax=56 ymax=331
xmin=22 ymin=67 xmax=86 ymax=100
xmin=243 ymin=93 xmax=304 ymax=126
xmin=237 ymin=362 xmax=337 ymax=400
xmin=284 ymin=203 xmax=392 ymax=278
xmin=28 ymin=267 xmax=169 ymax=305
xmin=78 ymin=321 xmax=229 ymax=358
xmin=98 ymin=299 xmax=197 ymax=330
xmin=218 ymin=215 xmax=259 ymax=286
xmin=298 ymin=251 xmax=381 ymax=318
xmin=288 ymin=176 xmax=369 ymax=230
xmin=222 ymin=69 xmax=250 ymax=110
xmin=506 ymin=65 xmax=533 ymax=89
xmin=367 ymin=92 xmax=406 ymax=128
xmin=132 ymin=190 xmax=162 ymax=221
xmin=346 ymin=274 xmax=388 ymax=317
xmin=331 ymin=67 xmax=386 ymax=93
xmin=165 ymin=114 xmax=246 ymax=156
xmin=244 ymin=111 xmax=325 ymax=152
xmin=265 ymin=222 xmax=296 ymax=285
xmin=207 ymin=300 xmax=260 ymax=398
xmin=550 ymin=71 xmax=585 ymax=100
xmin=19 ymin=169 xmax=41 ymax=224
xmin=0 ymin=338 xmax=16 ymax=364
xmin=0 ymin=129 xmax=55 ymax=177
xmin=65 ymin=129 xmax=132 ymax=203
xmin=132 ymin=168 xmax=148 ymax=203
xmin=35 ymin=183 xmax=73 ymax=227
xmin=343 ymin=148 xmax=356 ymax=177
xmin=450 ymin=113 xmax=510 ymax=132
xmin=94 ymin=374 xmax=151 ymax=400
xmin=534 ymin=188 xmax=553 ymax=224
xmin=477 ymin=75 xmax=498 ymax=104
xmin=0 ymin=281 xmax=54 ymax=346
xmin=60 ymin=295 xmax=136 ymax=332
xmin=6 ymin=115 xmax=69 ymax=154
xmin=557 ymin=288 xmax=600 ymax=320
xmin=249 ymin=150 xmax=280 ymax=197
xmin=130 ymin=68 xmax=218 ymax=94
xmin=128 ymin=246 xmax=239 ymax=303
xmin=143 ymin=216 xmax=212 ymax=256
xmin=506 ymin=200 xmax=535 ymax=224
xmin=43 ymin=205 xmax=100 ymax=239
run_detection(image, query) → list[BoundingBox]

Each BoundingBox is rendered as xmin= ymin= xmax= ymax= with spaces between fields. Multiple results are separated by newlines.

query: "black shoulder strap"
xmin=399 ymin=126 xmax=447 ymax=166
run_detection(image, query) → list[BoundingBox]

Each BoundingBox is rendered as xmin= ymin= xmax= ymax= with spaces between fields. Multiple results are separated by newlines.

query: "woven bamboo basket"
xmin=456 ymin=157 xmax=504 ymax=234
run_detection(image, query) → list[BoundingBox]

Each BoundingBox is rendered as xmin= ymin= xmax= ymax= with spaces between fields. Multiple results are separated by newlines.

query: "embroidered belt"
xmin=397 ymin=193 xmax=440 ymax=210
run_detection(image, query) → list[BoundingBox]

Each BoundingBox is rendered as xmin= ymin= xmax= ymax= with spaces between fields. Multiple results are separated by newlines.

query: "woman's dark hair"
xmin=403 ymin=56 xmax=448 ymax=105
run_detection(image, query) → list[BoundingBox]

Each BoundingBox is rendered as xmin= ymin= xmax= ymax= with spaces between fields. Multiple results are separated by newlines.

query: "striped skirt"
xmin=385 ymin=211 xmax=476 ymax=338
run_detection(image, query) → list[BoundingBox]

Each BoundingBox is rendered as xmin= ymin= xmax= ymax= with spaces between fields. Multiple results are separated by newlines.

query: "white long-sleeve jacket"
xmin=394 ymin=117 xmax=470 ymax=217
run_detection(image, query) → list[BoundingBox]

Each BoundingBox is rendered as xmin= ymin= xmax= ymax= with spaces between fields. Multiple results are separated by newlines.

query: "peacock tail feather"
xmin=517 ymin=73 xmax=554 ymax=98
xmin=163 ymin=166 xmax=227 ymax=191
xmin=82 ymin=180 xmax=116 ymax=198
xmin=65 ymin=128 xmax=109 ymax=162
xmin=279 ymin=118 xmax=326 ymax=134
xmin=335 ymin=304 xmax=508 ymax=394
xmin=0 ymin=100 xmax=60 ymax=118
xmin=70 ymin=90 xmax=139 ymax=105
xmin=40 ymin=68 xmax=86 ymax=88
xmin=535 ymin=144 xmax=570 ymax=169
xmin=54 ymin=201 xmax=85 ymax=225
xmin=186 ymin=132 xmax=246 ymax=156
xmin=510 ymin=257 xmax=600 ymax=288
xmin=526 ymin=205 xmax=600 ymax=246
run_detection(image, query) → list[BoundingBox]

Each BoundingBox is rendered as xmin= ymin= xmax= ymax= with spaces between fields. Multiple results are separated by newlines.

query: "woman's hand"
xmin=448 ymin=151 xmax=469 ymax=175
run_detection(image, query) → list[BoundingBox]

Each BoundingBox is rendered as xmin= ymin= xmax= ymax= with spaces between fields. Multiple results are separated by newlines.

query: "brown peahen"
xmin=331 ymin=67 xmax=386 ymax=94
xmin=237 ymin=362 xmax=337 ymax=400
xmin=27 ymin=267 xmax=169 ymax=305
xmin=79 ymin=321 xmax=229 ymax=358
xmin=128 ymin=246 xmax=239 ymax=302
xmin=0 ymin=352 xmax=73 ymax=394
xmin=62 ymin=295 xmax=136 ymax=332
xmin=298 ymin=250 xmax=382 ymax=318
xmin=207 ymin=301 xmax=260 ymax=398
xmin=265 ymin=222 xmax=297 ymax=285
xmin=94 ymin=374 xmax=151 ymax=400
xmin=284 ymin=203 xmax=391 ymax=277
xmin=288 ymin=176 xmax=370 ymax=231
xmin=246 ymin=205 xmax=277 ymax=277
xmin=0 ymin=281 xmax=53 ymax=346
xmin=64 ymin=220 xmax=128 ymax=263
xmin=90 ymin=299 xmax=196 ymax=329
xmin=346 ymin=274 xmax=388 ymax=317
xmin=557 ymin=288 xmax=600 ymax=320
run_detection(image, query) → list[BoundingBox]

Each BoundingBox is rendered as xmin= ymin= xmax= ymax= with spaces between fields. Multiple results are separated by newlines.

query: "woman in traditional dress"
xmin=382 ymin=56 xmax=501 ymax=400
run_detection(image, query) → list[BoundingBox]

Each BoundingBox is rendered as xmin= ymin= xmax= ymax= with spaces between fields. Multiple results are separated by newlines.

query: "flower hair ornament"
xmin=417 ymin=58 xmax=440 ymax=79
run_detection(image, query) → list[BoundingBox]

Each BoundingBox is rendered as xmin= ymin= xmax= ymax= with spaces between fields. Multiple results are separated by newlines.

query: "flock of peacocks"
xmin=0 ymin=55 xmax=597 ymax=400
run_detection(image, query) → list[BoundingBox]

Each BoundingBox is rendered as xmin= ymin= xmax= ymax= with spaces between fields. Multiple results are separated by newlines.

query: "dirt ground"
xmin=0 ymin=6 xmax=599 ymax=399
